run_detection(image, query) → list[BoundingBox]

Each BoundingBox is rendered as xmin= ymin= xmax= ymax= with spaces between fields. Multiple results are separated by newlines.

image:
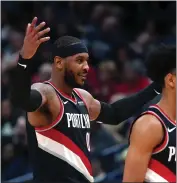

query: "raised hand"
xmin=20 ymin=17 xmax=50 ymax=59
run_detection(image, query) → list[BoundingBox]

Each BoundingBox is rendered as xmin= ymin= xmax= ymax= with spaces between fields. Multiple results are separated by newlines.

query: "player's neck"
xmin=158 ymin=93 xmax=176 ymax=122
xmin=51 ymin=73 xmax=73 ymax=97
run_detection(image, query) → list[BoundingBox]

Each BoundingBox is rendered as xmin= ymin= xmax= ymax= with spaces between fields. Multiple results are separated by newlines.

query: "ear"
xmin=54 ymin=56 xmax=64 ymax=70
xmin=165 ymin=73 xmax=175 ymax=88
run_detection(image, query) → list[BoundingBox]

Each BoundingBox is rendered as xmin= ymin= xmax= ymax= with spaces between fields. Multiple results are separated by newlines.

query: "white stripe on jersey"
xmin=36 ymin=132 xmax=94 ymax=182
xmin=145 ymin=168 xmax=168 ymax=182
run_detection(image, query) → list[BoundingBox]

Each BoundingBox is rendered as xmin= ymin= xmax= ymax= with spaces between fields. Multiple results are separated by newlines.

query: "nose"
xmin=83 ymin=62 xmax=89 ymax=72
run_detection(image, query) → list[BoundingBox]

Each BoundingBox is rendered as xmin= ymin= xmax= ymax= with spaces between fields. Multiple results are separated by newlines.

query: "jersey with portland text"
xmin=129 ymin=105 xmax=176 ymax=182
xmin=30 ymin=80 xmax=93 ymax=183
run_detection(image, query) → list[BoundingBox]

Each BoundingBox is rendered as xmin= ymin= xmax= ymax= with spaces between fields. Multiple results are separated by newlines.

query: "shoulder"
xmin=130 ymin=114 xmax=163 ymax=147
xmin=74 ymin=88 xmax=100 ymax=121
xmin=74 ymin=88 xmax=93 ymax=102
xmin=31 ymin=82 xmax=53 ymax=90
xmin=31 ymin=82 xmax=56 ymax=99
xmin=74 ymin=88 xmax=92 ymax=98
xmin=133 ymin=114 xmax=163 ymax=134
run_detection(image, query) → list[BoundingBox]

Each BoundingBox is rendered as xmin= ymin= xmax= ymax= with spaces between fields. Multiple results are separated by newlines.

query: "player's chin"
xmin=77 ymin=78 xmax=86 ymax=86
xmin=78 ymin=80 xmax=85 ymax=86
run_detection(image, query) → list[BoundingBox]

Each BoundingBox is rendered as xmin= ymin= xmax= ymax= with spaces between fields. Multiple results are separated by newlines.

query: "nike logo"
xmin=154 ymin=89 xmax=160 ymax=95
xmin=167 ymin=127 xmax=176 ymax=133
xmin=63 ymin=101 xmax=68 ymax=104
xmin=18 ymin=63 xmax=27 ymax=69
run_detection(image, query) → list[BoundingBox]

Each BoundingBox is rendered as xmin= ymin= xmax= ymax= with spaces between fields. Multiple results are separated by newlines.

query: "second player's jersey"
xmin=129 ymin=105 xmax=176 ymax=182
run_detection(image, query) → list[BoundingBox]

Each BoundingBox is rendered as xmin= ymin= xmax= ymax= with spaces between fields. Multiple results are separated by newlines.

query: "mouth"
xmin=79 ymin=74 xmax=87 ymax=80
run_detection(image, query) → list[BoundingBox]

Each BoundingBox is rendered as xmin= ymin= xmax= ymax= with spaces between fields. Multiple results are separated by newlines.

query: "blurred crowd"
xmin=1 ymin=1 xmax=176 ymax=182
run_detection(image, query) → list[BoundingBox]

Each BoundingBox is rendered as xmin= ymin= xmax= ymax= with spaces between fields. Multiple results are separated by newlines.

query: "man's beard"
xmin=64 ymin=68 xmax=83 ymax=88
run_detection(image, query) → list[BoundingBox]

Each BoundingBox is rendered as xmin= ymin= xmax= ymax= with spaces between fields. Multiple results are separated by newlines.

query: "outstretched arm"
xmin=76 ymin=83 xmax=160 ymax=125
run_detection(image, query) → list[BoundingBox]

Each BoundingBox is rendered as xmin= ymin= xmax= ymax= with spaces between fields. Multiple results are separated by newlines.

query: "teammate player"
xmin=10 ymin=17 xmax=160 ymax=183
xmin=123 ymin=45 xmax=176 ymax=182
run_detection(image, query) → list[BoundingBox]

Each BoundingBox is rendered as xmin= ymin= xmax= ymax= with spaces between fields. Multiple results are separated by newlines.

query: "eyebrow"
xmin=76 ymin=55 xmax=89 ymax=60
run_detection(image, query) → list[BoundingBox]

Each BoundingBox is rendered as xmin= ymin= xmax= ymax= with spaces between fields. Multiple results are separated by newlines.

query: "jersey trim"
xmin=35 ymin=94 xmax=64 ymax=132
xmin=145 ymin=168 xmax=168 ymax=182
xmin=128 ymin=110 xmax=169 ymax=155
xmin=144 ymin=111 xmax=169 ymax=154
xmin=145 ymin=158 xmax=176 ymax=182
xmin=73 ymin=89 xmax=89 ymax=113
xmin=35 ymin=129 xmax=93 ymax=182
xmin=150 ymin=105 xmax=176 ymax=126
xmin=45 ymin=81 xmax=77 ymax=104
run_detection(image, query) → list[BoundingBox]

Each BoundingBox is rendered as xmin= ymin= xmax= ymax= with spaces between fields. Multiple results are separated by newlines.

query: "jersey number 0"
xmin=86 ymin=132 xmax=90 ymax=151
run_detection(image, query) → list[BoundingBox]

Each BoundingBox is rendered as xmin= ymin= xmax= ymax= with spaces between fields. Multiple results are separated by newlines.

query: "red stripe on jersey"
xmin=145 ymin=111 xmax=169 ymax=154
xmin=149 ymin=158 xmax=176 ymax=182
xmin=73 ymin=89 xmax=89 ymax=113
xmin=47 ymin=81 xmax=77 ymax=103
xmin=38 ymin=128 xmax=92 ymax=176
xmin=151 ymin=105 xmax=176 ymax=125
xmin=35 ymin=94 xmax=64 ymax=131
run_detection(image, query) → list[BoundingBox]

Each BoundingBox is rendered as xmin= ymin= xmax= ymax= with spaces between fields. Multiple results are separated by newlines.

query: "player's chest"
xmin=59 ymin=101 xmax=91 ymax=131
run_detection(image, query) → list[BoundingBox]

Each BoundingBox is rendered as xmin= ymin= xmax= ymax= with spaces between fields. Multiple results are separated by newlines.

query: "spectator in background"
xmin=32 ymin=62 xmax=52 ymax=83
xmin=2 ymin=30 xmax=23 ymax=73
xmin=2 ymin=116 xmax=31 ymax=180
xmin=2 ymin=143 xmax=15 ymax=175
xmin=13 ymin=116 xmax=28 ymax=147
xmin=87 ymin=60 xmax=120 ymax=101
xmin=2 ymin=10 xmax=11 ymax=48
xmin=116 ymin=60 xmax=150 ymax=94
xmin=130 ymin=20 xmax=157 ymax=56
xmin=2 ymin=99 xmax=16 ymax=137
xmin=2 ymin=71 xmax=10 ymax=100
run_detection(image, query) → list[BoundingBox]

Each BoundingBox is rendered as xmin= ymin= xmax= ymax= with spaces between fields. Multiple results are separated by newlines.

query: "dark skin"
xmin=21 ymin=17 xmax=101 ymax=127
xmin=123 ymin=70 xmax=176 ymax=182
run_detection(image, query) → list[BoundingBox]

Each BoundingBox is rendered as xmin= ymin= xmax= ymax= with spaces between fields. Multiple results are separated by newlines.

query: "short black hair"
xmin=145 ymin=45 xmax=176 ymax=86
xmin=54 ymin=36 xmax=81 ymax=48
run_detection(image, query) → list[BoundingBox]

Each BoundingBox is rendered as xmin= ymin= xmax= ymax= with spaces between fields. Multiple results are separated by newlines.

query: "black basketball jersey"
xmin=26 ymin=81 xmax=93 ymax=183
xmin=129 ymin=105 xmax=176 ymax=182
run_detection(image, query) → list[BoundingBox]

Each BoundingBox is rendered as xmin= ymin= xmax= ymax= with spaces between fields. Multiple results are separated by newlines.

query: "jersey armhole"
xmin=145 ymin=111 xmax=169 ymax=154
xmin=128 ymin=111 xmax=169 ymax=155
xmin=35 ymin=94 xmax=64 ymax=132
xmin=73 ymin=89 xmax=90 ymax=113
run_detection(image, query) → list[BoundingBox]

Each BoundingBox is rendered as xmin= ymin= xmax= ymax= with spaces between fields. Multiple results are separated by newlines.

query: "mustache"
xmin=78 ymin=69 xmax=88 ymax=75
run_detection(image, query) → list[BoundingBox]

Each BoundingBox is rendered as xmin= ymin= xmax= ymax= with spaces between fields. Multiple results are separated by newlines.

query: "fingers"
xmin=34 ymin=21 xmax=46 ymax=33
xmin=31 ymin=17 xmax=38 ymax=30
xmin=25 ymin=17 xmax=50 ymax=45
xmin=31 ymin=21 xmax=46 ymax=37
xmin=26 ymin=23 xmax=31 ymax=35
xmin=32 ymin=27 xmax=50 ymax=41
xmin=29 ymin=18 xmax=50 ymax=38
xmin=25 ymin=17 xmax=37 ymax=36
xmin=37 ymin=37 xmax=50 ymax=44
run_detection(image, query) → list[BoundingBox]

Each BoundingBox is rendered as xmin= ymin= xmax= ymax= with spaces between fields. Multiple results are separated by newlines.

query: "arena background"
xmin=1 ymin=1 xmax=176 ymax=182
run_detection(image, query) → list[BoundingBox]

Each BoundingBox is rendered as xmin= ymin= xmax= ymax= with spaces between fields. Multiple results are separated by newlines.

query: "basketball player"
xmin=123 ymin=45 xmax=176 ymax=182
xmin=10 ymin=17 xmax=160 ymax=183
